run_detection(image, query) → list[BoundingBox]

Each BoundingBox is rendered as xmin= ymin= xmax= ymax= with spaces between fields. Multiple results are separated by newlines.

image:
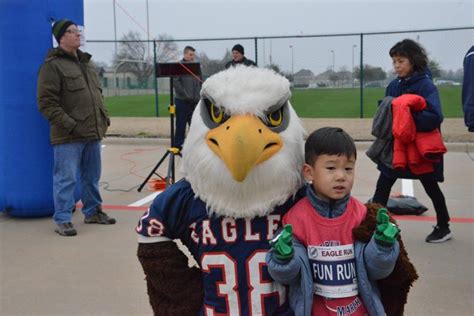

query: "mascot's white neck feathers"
xmin=182 ymin=66 xmax=306 ymax=219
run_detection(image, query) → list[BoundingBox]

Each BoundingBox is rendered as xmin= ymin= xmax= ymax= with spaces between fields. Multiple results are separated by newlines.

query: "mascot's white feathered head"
xmin=182 ymin=66 xmax=306 ymax=218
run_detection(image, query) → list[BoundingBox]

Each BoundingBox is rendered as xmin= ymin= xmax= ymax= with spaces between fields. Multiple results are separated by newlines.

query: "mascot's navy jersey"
xmin=136 ymin=179 xmax=301 ymax=316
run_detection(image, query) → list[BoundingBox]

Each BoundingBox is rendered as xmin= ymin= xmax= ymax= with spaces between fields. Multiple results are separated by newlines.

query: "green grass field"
xmin=104 ymin=86 xmax=463 ymax=118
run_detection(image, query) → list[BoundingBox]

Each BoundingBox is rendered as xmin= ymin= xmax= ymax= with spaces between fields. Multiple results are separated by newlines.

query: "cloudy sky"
xmin=84 ymin=0 xmax=473 ymax=74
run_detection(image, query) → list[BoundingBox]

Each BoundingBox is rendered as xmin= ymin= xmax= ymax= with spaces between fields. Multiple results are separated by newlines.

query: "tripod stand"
xmin=137 ymin=62 xmax=201 ymax=192
xmin=138 ymin=78 xmax=180 ymax=192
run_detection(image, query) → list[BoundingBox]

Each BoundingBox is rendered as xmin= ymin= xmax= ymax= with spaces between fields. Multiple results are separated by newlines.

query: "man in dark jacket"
xmin=224 ymin=44 xmax=257 ymax=69
xmin=37 ymin=19 xmax=115 ymax=236
xmin=462 ymin=45 xmax=474 ymax=132
xmin=173 ymin=46 xmax=202 ymax=149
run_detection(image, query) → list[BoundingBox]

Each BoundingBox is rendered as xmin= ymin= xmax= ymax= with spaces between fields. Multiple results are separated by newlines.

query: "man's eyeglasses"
xmin=65 ymin=29 xmax=81 ymax=34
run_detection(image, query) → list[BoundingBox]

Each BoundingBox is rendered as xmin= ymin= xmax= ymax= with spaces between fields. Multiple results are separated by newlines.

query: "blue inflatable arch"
xmin=0 ymin=0 xmax=84 ymax=217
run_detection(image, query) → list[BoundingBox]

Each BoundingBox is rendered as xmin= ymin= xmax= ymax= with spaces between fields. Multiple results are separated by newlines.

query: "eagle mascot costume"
xmin=136 ymin=66 xmax=417 ymax=315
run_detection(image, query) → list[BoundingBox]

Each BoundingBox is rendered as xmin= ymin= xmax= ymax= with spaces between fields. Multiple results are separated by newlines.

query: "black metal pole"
xmin=137 ymin=151 xmax=169 ymax=192
xmin=254 ymin=37 xmax=258 ymax=66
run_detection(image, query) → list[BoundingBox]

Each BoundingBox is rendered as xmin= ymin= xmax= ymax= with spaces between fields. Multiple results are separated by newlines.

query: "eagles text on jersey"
xmin=137 ymin=179 xmax=296 ymax=315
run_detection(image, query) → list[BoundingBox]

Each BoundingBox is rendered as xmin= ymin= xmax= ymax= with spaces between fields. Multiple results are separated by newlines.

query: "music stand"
xmin=137 ymin=62 xmax=201 ymax=192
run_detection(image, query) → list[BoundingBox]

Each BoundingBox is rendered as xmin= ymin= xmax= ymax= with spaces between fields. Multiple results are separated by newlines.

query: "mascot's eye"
xmin=204 ymin=98 xmax=229 ymax=125
xmin=210 ymin=103 xmax=224 ymax=123
xmin=266 ymin=109 xmax=283 ymax=127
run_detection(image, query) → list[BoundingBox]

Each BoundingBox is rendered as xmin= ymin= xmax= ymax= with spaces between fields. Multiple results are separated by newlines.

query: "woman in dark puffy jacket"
xmin=371 ymin=39 xmax=452 ymax=243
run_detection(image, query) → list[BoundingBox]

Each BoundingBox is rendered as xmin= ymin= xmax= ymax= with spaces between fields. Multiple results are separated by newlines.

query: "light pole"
xmin=269 ymin=40 xmax=273 ymax=64
xmin=113 ymin=0 xmax=117 ymax=55
xmin=352 ymin=45 xmax=357 ymax=87
xmin=289 ymin=45 xmax=294 ymax=80
xmin=146 ymin=0 xmax=150 ymax=59
xmin=330 ymin=50 xmax=335 ymax=72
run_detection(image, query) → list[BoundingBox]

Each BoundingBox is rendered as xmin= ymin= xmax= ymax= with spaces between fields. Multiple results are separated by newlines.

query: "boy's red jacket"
xmin=392 ymin=94 xmax=447 ymax=174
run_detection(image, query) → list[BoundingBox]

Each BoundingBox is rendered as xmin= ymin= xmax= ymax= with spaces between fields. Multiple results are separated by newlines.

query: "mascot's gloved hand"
xmin=374 ymin=208 xmax=400 ymax=247
xmin=270 ymin=224 xmax=294 ymax=261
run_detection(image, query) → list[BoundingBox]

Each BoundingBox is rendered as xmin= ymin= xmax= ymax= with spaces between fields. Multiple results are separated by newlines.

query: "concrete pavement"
xmin=1 ymin=118 xmax=473 ymax=315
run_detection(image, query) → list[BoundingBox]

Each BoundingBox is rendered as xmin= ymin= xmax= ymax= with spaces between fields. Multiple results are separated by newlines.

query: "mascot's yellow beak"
xmin=206 ymin=114 xmax=283 ymax=182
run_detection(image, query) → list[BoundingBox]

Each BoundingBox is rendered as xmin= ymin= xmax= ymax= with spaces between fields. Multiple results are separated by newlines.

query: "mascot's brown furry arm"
xmin=354 ymin=203 xmax=418 ymax=316
xmin=137 ymin=242 xmax=203 ymax=315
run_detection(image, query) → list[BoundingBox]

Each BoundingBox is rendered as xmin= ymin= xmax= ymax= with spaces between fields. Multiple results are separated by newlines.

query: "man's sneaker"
xmin=425 ymin=225 xmax=453 ymax=243
xmin=55 ymin=222 xmax=77 ymax=236
xmin=84 ymin=208 xmax=116 ymax=225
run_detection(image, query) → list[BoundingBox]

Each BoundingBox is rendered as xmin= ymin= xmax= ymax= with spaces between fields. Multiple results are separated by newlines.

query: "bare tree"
xmin=354 ymin=64 xmax=387 ymax=82
xmin=155 ymin=34 xmax=179 ymax=62
xmin=197 ymin=52 xmax=226 ymax=78
xmin=113 ymin=31 xmax=178 ymax=88
xmin=264 ymin=63 xmax=295 ymax=82
xmin=329 ymin=70 xmax=339 ymax=86
xmin=440 ymin=68 xmax=463 ymax=81
xmin=428 ymin=59 xmax=442 ymax=78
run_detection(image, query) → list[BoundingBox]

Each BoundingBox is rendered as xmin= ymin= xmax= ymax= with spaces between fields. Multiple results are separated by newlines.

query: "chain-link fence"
xmin=86 ymin=26 xmax=473 ymax=118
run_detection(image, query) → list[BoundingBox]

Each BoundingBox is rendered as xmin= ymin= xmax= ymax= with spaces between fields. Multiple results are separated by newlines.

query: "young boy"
xmin=266 ymin=127 xmax=416 ymax=316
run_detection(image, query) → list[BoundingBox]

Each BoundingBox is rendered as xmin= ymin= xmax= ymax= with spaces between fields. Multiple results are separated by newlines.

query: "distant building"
xmin=313 ymin=69 xmax=356 ymax=88
xmin=293 ymin=69 xmax=315 ymax=88
xmin=100 ymin=67 xmax=169 ymax=96
xmin=313 ymin=70 xmax=333 ymax=87
xmin=434 ymin=79 xmax=461 ymax=86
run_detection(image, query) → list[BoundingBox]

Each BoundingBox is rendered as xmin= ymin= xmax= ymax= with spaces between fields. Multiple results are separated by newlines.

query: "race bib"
xmin=308 ymin=244 xmax=358 ymax=298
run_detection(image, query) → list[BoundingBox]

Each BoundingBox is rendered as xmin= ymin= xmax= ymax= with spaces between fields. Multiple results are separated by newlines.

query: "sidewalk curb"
xmin=103 ymin=137 xmax=474 ymax=153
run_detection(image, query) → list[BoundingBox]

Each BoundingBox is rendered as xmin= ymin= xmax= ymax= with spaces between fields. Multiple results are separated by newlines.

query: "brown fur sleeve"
xmin=137 ymin=241 xmax=203 ymax=316
xmin=354 ymin=203 xmax=419 ymax=316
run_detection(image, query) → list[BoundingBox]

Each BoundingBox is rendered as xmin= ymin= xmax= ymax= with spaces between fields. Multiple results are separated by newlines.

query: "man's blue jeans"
xmin=53 ymin=141 xmax=102 ymax=224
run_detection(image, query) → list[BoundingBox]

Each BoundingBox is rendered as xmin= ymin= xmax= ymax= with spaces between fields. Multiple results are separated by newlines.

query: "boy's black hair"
xmin=389 ymin=39 xmax=428 ymax=73
xmin=184 ymin=46 xmax=196 ymax=53
xmin=305 ymin=127 xmax=357 ymax=165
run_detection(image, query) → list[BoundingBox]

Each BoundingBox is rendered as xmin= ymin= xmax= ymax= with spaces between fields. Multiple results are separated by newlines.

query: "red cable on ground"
xmin=119 ymin=147 xmax=169 ymax=191
xmin=119 ymin=147 xmax=161 ymax=179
